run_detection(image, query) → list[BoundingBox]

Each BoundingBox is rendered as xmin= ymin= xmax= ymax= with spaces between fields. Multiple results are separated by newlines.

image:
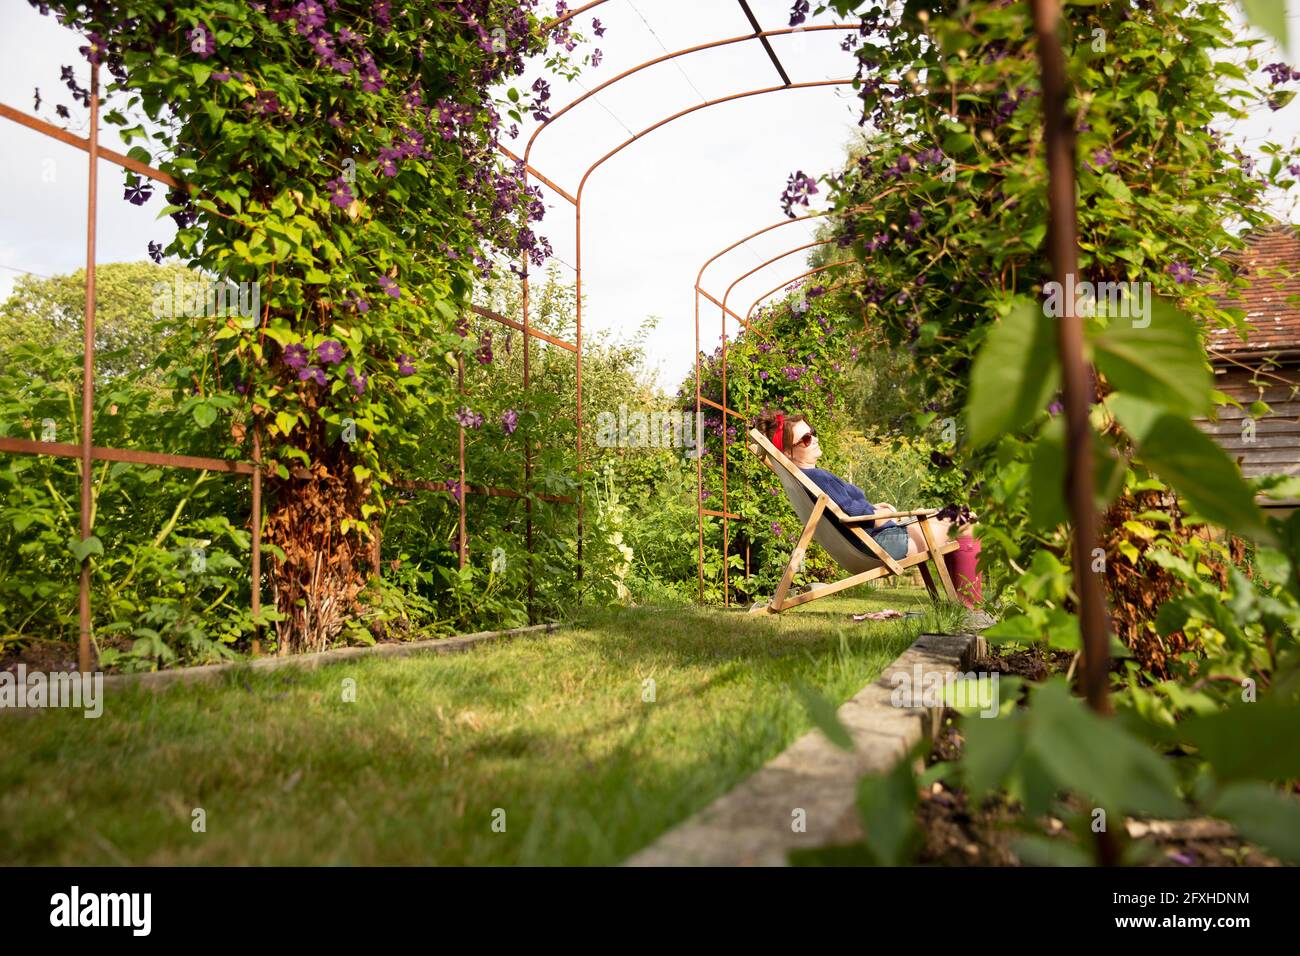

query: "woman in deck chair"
xmin=758 ymin=410 xmax=977 ymax=561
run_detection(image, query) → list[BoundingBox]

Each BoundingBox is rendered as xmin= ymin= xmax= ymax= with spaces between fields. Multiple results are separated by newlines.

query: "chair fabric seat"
xmin=771 ymin=462 xmax=887 ymax=575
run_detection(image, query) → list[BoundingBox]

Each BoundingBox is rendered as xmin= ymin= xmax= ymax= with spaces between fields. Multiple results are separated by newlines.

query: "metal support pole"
xmin=575 ymin=203 xmax=584 ymax=596
xmin=457 ymin=355 xmax=467 ymax=568
xmin=251 ymin=426 xmax=263 ymax=657
xmin=521 ymin=251 xmax=535 ymax=624
xmin=1032 ymin=0 xmax=1111 ymax=717
xmin=721 ymin=300 xmax=729 ymax=607
xmin=695 ymin=288 xmax=704 ymax=603
xmin=77 ymin=66 xmax=99 ymax=675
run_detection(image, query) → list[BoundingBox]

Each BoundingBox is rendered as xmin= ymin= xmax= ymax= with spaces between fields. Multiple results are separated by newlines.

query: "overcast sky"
xmin=2 ymin=0 xmax=1300 ymax=391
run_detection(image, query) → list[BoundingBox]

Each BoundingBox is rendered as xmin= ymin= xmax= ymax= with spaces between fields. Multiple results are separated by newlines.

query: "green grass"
xmin=0 ymin=586 xmax=964 ymax=865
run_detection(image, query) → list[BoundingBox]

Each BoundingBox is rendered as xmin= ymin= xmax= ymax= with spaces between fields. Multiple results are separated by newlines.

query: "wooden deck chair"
xmin=747 ymin=427 xmax=961 ymax=613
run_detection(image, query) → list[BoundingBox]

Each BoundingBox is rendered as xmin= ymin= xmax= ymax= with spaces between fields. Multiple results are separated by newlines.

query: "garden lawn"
xmin=0 ymin=585 xmax=963 ymax=865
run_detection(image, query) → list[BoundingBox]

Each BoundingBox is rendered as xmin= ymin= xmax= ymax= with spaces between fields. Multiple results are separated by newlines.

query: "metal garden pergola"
xmin=0 ymin=1 xmax=1109 ymax=716
xmin=526 ymin=2 xmax=866 ymax=610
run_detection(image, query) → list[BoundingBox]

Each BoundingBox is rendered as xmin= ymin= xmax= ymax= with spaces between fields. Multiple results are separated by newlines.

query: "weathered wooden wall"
xmin=1197 ymin=364 xmax=1300 ymax=477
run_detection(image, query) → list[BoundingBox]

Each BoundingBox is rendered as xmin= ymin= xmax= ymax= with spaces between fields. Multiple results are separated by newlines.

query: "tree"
xmin=0 ymin=261 xmax=193 ymax=381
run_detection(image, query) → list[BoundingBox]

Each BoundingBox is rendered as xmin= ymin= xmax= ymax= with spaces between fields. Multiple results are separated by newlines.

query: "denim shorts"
xmin=870 ymin=525 xmax=910 ymax=560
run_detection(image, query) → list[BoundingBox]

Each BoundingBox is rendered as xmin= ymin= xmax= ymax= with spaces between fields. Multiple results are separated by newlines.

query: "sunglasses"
xmin=797 ymin=426 xmax=817 ymax=447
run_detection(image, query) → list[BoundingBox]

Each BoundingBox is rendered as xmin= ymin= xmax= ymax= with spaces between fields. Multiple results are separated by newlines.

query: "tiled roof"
xmin=1209 ymin=224 xmax=1300 ymax=357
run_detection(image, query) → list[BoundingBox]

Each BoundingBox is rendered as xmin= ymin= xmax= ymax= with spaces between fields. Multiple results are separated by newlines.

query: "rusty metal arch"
xmin=697 ymin=256 xmax=857 ymax=603
xmin=522 ymin=24 xmax=860 ymax=167
xmin=0 ymin=2 xmax=882 ymax=665
xmin=722 ymin=239 xmax=838 ymax=323
xmin=746 ymin=260 xmax=857 ymax=324
xmin=511 ymin=65 xmax=860 ymax=600
xmin=690 ymin=236 xmax=844 ymax=601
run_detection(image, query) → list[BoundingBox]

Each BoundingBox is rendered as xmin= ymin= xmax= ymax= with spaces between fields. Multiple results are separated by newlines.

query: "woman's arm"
xmin=803 ymin=469 xmax=896 ymax=527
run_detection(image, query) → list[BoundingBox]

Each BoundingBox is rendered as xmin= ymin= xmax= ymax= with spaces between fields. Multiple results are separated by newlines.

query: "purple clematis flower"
xmin=294 ymin=0 xmax=326 ymax=29
xmin=346 ymin=365 xmax=367 ymax=395
xmin=283 ymin=343 xmax=310 ymax=371
xmin=309 ymin=32 xmax=333 ymax=59
xmin=123 ymin=181 xmax=153 ymax=205
xmin=317 ymin=339 xmax=345 ymax=365
xmin=501 ymin=409 xmax=519 ymax=435
xmin=397 ymin=353 xmax=416 ymax=376
xmin=255 ymin=90 xmax=281 ymax=115
xmin=147 ymin=240 xmax=164 ymax=264
xmin=326 ymin=176 xmax=353 ymax=209
xmin=779 ymin=170 xmax=818 ymax=218
xmin=190 ymin=24 xmax=216 ymax=60
xmin=378 ymin=275 xmax=400 ymax=299
xmin=78 ymin=31 xmax=106 ymax=66
xmin=1167 ymin=261 xmax=1194 ymax=284
xmin=454 ymin=407 xmax=484 ymax=429
xmin=298 ymin=366 xmax=326 ymax=386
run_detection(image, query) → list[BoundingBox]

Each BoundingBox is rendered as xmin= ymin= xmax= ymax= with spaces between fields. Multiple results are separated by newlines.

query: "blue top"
xmin=801 ymin=467 xmax=898 ymax=531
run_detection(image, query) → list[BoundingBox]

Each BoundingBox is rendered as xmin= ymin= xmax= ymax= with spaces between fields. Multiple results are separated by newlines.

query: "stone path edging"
xmin=624 ymin=630 xmax=986 ymax=866
xmin=93 ymin=621 xmax=566 ymax=695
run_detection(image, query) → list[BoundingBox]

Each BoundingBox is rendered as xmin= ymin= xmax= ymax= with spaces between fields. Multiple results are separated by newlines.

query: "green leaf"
xmin=1179 ymin=702 xmax=1300 ymax=783
xmin=855 ymin=752 xmax=920 ymax=866
xmin=982 ymin=613 xmax=1040 ymax=645
xmin=794 ymin=681 xmax=853 ymax=751
xmin=1025 ymin=680 xmax=1185 ymax=818
xmin=967 ymin=299 xmax=1060 ymax=447
xmin=1092 ymin=299 xmax=1210 ymax=416
xmin=1210 ymin=782 xmax=1300 ymax=864
xmin=1028 ymin=416 xmax=1066 ymax=531
xmin=192 ymin=402 xmax=218 ymax=428
xmin=961 ymin=709 xmax=1028 ymax=798
xmin=1109 ymin=394 xmax=1273 ymax=544
xmin=1099 ymin=173 xmax=1133 ymax=203
xmin=1240 ymin=0 xmax=1288 ymax=54
xmin=1011 ymin=834 xmax=1093 ymax=867
xmin=69 ymin=535 xmax=104 ymax=562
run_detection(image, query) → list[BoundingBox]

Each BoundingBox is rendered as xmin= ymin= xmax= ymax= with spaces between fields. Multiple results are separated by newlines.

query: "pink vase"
xmin=943 ymin=535 xmax=982 ymax=608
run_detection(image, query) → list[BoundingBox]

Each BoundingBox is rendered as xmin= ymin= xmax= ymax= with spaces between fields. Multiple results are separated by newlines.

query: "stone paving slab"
xmin=624 ymin=631 xmax=983 ymax=866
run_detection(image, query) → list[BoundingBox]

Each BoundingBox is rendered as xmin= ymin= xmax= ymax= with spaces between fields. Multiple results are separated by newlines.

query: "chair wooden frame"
xmin=747 ymin=428 xmax=961 ymax=612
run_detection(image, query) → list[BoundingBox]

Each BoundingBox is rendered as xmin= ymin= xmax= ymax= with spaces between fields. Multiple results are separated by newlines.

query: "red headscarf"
xmin=772 ymin=412 xmax=785 ymax=451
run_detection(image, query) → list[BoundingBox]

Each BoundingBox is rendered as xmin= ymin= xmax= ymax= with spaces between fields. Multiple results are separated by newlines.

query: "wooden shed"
xmin=1201 ymin=224 xmax=1300 ymax=487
